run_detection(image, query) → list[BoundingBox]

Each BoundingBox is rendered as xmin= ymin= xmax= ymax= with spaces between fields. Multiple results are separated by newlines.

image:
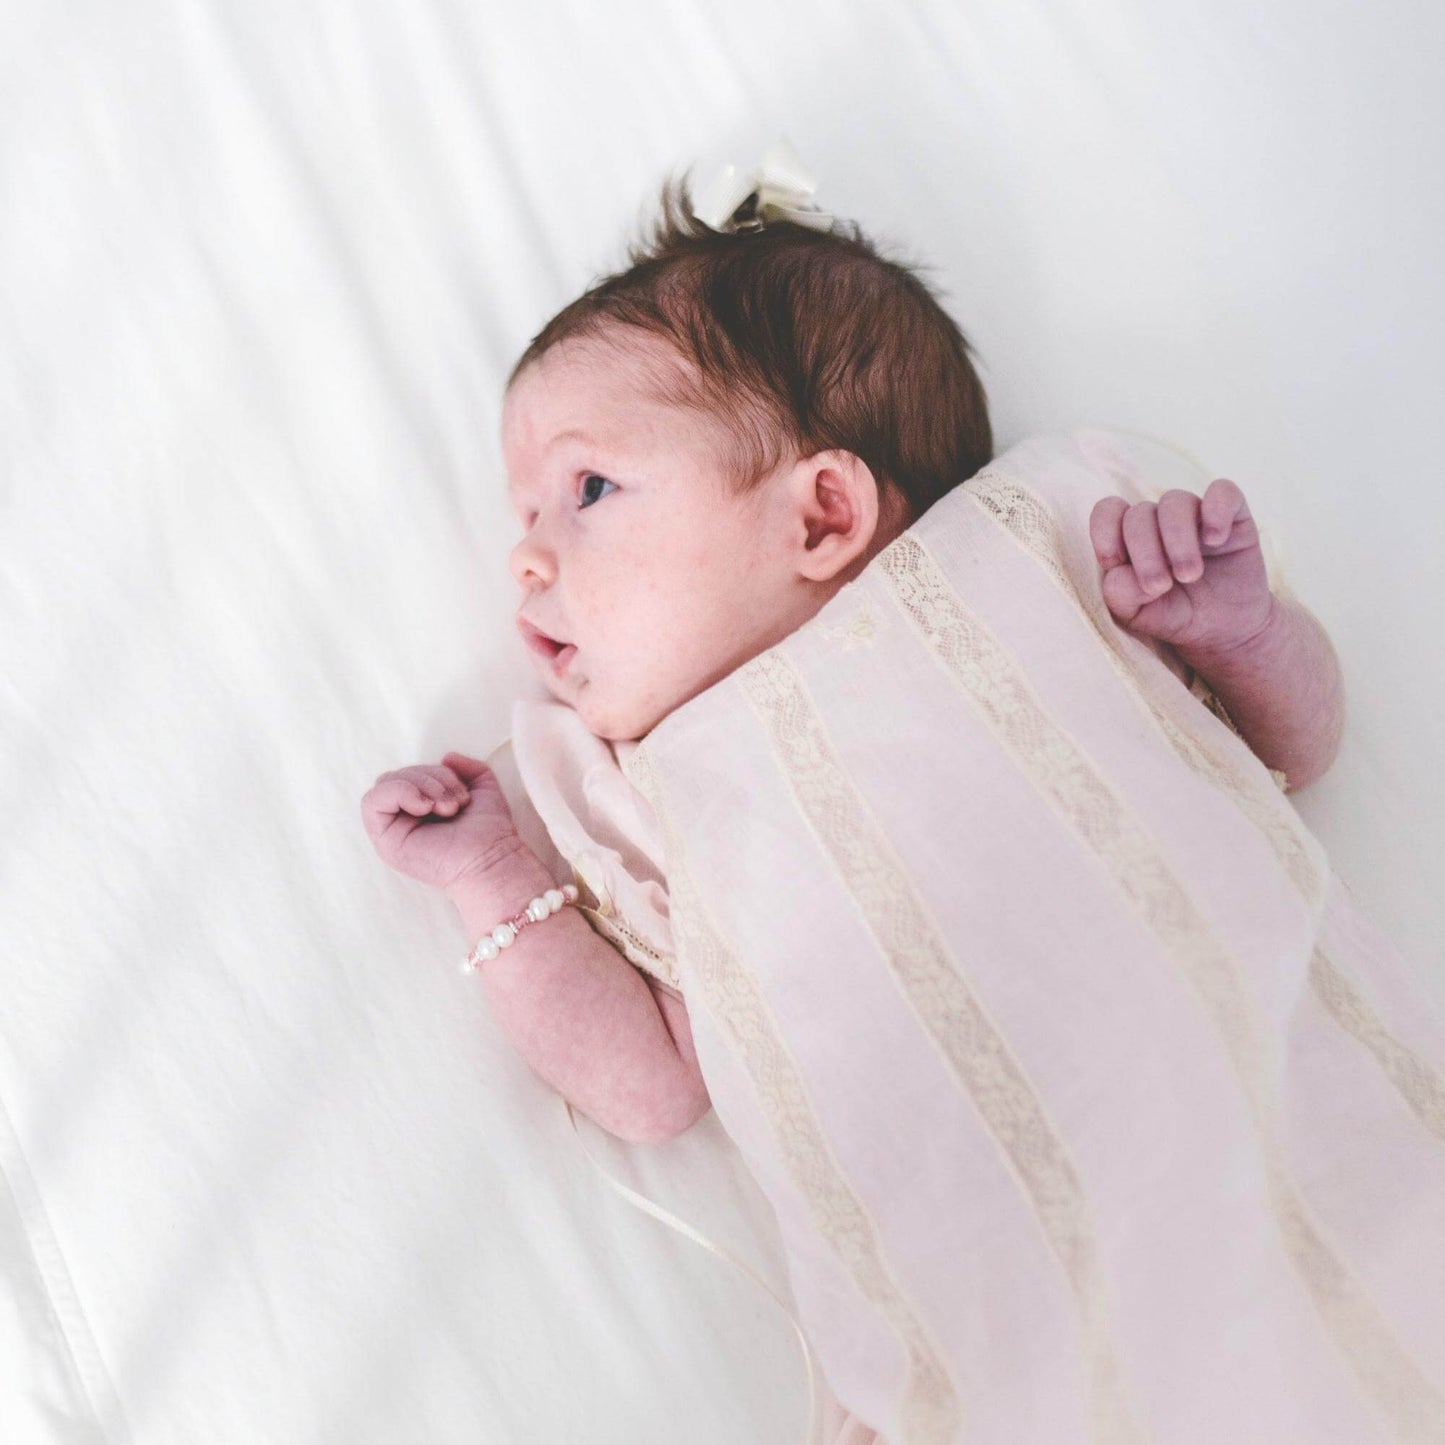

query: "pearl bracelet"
xmin=460 ymin=881 xmax=580 ymax=974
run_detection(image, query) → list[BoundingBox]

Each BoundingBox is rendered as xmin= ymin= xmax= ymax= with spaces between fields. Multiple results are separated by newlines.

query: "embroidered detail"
xmin=737 ymin=647 xmax=1145 ymax=1444
xmin=575 ymin=902 xmax=682 ymax=991
xmin=564 ymin=852 xmax=681 ymax=987
xmin=935 ymin=475 xmax=1445 ymax=1436
xmin=627 ymin=738 xmax=963 ymax=1444
xmin=804 ymin=601 xmax=882 ymax=651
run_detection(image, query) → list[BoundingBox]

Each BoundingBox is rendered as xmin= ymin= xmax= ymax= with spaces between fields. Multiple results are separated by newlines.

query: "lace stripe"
xmin=1309 ymin=947 xmax=1445 ymax=1144
xmin=969 ymin=460 xmax=1445 ymax=1155
xmin=906 ymin=483 xmax=1445 ymax=1439
xmin=626 ymin=739 xmax=963 ymax=1444
xmin=737 ymin=648 xmax=1147 ymax=1445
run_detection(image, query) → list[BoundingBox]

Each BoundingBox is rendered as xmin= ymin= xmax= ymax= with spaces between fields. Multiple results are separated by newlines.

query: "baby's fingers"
xmin=361 ymin=778 xmax=425 ymax=845
xmin=403 ymin=780 xmax=450 ymax=814
xmin=372 ymin=776 xmax=437 ymax=817
xmin=1120 ymin=502 xmax=1174 ymax=598
xmin=1089 ymin=496 xmax=1130 ymax=567
xmin=1156 ymin=490 xmax=1204 ymax=582
xmin=415 ymin=768 xmax=473 ymax=812
xmin=442 ymin=751 xmax=493 ymax=787
xmin=363 ymin=771 xmax=460 ymax=826
xmin=1200 ymin=478 xmax=1246 ymax=546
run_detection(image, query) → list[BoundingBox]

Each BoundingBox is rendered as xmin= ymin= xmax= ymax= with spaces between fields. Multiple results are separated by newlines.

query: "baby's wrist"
xmin=1173 ymin=591 xmax=1285 ymax=675
xmin=445 ymin=842 xmax=558 ymax=919
xmin=447 ymin=845 xmax=576 ymax=966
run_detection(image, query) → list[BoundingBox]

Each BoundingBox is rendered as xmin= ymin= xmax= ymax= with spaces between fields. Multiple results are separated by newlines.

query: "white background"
xmin=3 ymin=2 xmax=1441 ymax=1441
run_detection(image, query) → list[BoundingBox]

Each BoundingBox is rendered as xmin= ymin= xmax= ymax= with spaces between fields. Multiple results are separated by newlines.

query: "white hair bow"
xmin=689 ymin=135 xmax=836 ymax=235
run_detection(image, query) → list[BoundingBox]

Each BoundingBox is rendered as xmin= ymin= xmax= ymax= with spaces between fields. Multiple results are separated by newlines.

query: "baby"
xmin=353 ymin=160 xmax=1445 ymax=1443
xmin=361 ymin=167 xmax=1344 ymax=1150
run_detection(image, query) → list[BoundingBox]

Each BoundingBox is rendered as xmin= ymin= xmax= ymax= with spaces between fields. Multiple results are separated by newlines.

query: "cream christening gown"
xmin=480 ymin=430 xmax=1443 ymax=1445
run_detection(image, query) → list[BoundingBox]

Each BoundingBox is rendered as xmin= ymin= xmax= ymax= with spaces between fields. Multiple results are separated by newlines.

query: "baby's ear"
xmin=792 ymin=450 xmax=881 ymax=582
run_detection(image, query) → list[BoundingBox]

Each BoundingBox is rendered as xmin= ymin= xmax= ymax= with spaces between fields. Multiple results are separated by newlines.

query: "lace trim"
xmin=1308 ymin=948 xmax=1445 ymax=1144
xmin=968 ymin=461 xmax=1445 ymax=1141
xmin=954 ymin=464 xmax=1445 ymax=1435
xmin=626 ymin=741 xmax=949 ymax=1438
xmin=737 ymin=647 xmax=1145 ymax=1444
xmin=610 ymin=454 xmax=1445 ymax=1441
xmin=573 ymin=902 xmax=681 ymax=991
xmin=970 ymin=463 xmax=1319 ymax=904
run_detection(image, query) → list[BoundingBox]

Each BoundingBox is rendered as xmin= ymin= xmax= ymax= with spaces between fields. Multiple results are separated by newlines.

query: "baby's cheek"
xmin=588 ymin=681 xmax=668 ymax=744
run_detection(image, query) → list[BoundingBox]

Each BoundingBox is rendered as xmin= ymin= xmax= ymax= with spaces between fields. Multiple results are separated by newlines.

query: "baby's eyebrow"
xmin=545 ymin=427 xmax=596 ymax=452
xmin=506 ymin=428 xmax=603 ymax=508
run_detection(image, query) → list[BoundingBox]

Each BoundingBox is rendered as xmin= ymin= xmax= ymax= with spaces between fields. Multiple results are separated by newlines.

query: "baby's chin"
xmin=572 ymin=685 xmax=671 ymax=746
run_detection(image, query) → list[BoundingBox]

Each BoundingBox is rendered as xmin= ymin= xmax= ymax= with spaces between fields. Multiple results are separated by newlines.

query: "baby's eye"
xmin=578 ymin=473 xmax=617 ymax=509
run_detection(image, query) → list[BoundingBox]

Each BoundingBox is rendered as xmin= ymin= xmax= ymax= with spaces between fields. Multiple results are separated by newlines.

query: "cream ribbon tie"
xmin=563 ymin=1097 xmax=822 ymax=1444
xmin=689 ymin=135 xmax=836 ymax=235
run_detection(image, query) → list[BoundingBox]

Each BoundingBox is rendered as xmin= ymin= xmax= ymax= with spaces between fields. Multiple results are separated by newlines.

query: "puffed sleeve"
xmin=510 ymin=701 xmax=684 ymax=994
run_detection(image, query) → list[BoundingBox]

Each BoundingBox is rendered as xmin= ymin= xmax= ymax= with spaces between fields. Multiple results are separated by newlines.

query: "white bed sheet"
xmin=3 ymin=1 xmax=1441 ymax=1441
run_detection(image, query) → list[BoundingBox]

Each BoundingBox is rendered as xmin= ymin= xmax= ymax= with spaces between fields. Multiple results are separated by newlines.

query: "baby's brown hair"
xmin=506 ymin=169 xmax=993 ymax=527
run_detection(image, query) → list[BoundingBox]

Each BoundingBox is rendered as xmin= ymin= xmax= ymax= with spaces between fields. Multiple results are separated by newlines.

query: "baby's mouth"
xmin=519 ymin=616 xmax=562 ymax=653
xmin=518 ymin=617 xmax=578 ymax=676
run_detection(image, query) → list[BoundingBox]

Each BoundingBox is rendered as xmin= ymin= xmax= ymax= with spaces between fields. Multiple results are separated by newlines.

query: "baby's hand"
xmin=1088 ymin=479 xmax=1275 ymax=658
xmin=361 ymin=752 xmax=524 ymax=894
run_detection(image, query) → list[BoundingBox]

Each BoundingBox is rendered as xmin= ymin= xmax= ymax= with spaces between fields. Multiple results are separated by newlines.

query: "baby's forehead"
xmin=501 ymin=335 xmax=699 ymax=459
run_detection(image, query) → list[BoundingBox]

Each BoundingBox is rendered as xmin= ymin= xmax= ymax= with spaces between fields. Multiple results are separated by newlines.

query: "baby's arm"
xmin=1172 ymin=595 xmax=1345 ymax=793
xmin=448 ymin=843 xmax=710 ymax=1144
xmin=1090 ymin=478 xmax=1345 ymax=794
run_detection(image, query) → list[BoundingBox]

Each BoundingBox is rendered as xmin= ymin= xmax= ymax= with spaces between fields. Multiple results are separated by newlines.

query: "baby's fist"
xmin=1088 ymin=479 xmax=1274 ymax=659
xmin=361 ymin=752 xmax=523 ymax=894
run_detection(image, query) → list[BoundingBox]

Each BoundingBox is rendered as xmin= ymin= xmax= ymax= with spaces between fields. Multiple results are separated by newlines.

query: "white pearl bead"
xmin=459 ymin=958 xmax=475 ymax=974
xmin=476 ymin=937 xmax=500 ymax=961
xmin=544 ymin=887 xmax=564 ymax=912
xmin=492 ymin=923 xmax=516 ymax=948
xmin=562 ymin=883 xmax=579 ymax=903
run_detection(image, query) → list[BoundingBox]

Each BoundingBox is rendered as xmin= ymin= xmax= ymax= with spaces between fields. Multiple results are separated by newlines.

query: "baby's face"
xmin=500 ymin=330 xmax=821 ymax=742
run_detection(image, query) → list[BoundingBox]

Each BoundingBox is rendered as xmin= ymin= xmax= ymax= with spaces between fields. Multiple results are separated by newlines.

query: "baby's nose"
xmin=508 ymin=535 xmax=554 ymax=589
